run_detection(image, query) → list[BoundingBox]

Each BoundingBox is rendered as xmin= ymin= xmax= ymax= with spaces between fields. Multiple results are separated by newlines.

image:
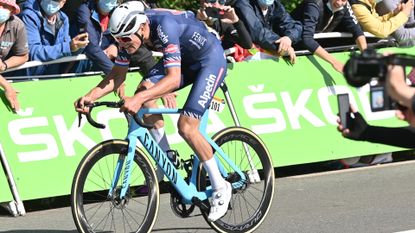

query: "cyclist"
xmin=74 ymin=1 xmax=231 ymax=222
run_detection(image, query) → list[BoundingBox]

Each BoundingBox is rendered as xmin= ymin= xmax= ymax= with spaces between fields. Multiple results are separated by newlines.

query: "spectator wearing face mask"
xmin=349 ymin=0 xmax=413 ymax=39
xmin=291 ymin=0 xmax=367 ymax=73
xmin=72 ymin=0 xmax=118 ymax=75
xmin=234 ymin=0 xmax=303 ymax=63
xmin=0 ymin=0 xmax=28 ymax=113
xmin=19 ymin=0 xmax=89 ymax=76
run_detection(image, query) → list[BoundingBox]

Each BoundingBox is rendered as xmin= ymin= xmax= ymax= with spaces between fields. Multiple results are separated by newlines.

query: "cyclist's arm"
xmin=137 ymin=66 xmax=181 ymax=102
xmin=84 ymin=65 xmax=128 ymax=101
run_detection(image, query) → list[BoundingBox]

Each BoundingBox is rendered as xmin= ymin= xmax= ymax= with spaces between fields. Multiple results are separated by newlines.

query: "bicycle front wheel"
xmin=198 ymin=127 xmax=275 ymax=233
xmin=71 ymin=139 xmax=159 ymax=233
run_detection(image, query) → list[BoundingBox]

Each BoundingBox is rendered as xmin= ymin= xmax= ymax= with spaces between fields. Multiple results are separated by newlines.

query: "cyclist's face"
xmin=117 ymin=26 xmax=145 ymax=54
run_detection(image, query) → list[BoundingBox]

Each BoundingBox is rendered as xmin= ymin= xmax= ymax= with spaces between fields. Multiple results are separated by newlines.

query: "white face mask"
xmin=0 ymin=8 xmax=10 ymax=24
xmin=258 ymin=0 xmax=274 ymax=7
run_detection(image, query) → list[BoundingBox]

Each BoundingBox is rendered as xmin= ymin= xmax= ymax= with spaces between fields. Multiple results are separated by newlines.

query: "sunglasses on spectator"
xmin=206 ymin=0 xmax=226 ymax=5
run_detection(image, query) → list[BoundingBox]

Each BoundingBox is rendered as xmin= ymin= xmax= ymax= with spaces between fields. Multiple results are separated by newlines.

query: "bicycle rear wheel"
xmin=197 ymin=127 xmax=274 ymax=233
xmin=71 ymin=139 xmax=159 ymax=233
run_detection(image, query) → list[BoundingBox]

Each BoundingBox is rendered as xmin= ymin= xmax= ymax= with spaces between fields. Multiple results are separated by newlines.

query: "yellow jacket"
xmin=351 ymin=0 xmax=408 ymax=38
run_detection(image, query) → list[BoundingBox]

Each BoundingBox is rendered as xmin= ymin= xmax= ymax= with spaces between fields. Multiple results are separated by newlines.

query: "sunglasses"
xmin=206 ymin=0 xmax=226 ymax=5
xmin=114 ymin=32 xmax=144 ymax=44
xmin=115 ymin=35 xmax=133 ymax=43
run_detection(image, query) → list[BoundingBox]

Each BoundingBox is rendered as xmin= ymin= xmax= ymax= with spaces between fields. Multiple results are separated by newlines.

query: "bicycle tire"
xmin=71 ymin=139 xmax=159 ymax=233
xmin=197 ymin=127 xmax=274 ymax=233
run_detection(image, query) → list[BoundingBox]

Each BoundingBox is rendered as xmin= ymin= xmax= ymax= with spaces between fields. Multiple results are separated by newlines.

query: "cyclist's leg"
xmin=178 ymin=51 xmax=229 ymax=221
xmin=138 ymin=62 xmax=172 ymax=181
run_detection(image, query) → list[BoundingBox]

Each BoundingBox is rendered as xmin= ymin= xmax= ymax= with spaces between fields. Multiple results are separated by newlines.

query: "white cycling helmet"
xmin=109 ymin=1 xmax=148 ymax=38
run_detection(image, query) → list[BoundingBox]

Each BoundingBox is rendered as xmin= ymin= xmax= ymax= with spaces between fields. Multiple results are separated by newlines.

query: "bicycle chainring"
xmin=169 ymin=190 xmax=195 ymax=218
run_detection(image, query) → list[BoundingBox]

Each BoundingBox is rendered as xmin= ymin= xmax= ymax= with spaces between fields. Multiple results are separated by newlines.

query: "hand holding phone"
xmin=79 ymin=23 xmax=87 ymax=41
xmin=337 ymin=94 xmax=351 ymax=129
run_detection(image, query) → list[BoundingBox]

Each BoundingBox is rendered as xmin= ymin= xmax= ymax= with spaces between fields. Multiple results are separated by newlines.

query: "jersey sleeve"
xmin=114 ymin=48 xmax=131 ymax=67
xmin=154 ymin=19 xmax=181 ymax=69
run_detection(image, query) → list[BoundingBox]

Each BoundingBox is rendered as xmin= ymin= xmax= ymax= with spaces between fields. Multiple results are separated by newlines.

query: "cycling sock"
xmin=202 ymin=158 xmax=226 ymax=191
xmin=150 ymin=127 xmax=171 ymax=152
xmin=150 ymin=127 xmax=171 ymax=182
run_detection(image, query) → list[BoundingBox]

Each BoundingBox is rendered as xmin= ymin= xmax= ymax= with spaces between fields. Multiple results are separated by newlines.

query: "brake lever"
xmin=78 ymin=112 xmax=82 ymax=128
xmin=77 ymin=99 xmax=83 ymax=128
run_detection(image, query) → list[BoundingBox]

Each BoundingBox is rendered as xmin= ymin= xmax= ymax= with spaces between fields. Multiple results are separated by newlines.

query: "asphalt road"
xmin=2 ymin=160 xmax=415 ymax=233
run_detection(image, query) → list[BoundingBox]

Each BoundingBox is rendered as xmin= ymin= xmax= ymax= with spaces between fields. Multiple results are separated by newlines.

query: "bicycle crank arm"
xmin=191 ymin=197 xmax=209 ymax=213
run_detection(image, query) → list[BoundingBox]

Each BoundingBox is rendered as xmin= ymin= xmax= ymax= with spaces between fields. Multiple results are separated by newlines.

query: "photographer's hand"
xmin=337 ymin=105 xmax=369 ymax=140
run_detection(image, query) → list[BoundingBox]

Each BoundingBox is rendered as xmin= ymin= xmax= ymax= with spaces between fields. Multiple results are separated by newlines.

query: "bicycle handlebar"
xmin=78 ymin=100 xmax=153 ymax=129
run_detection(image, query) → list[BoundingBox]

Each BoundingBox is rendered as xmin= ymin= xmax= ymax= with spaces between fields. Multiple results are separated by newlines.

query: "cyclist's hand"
xmin=161 ymin=92 xmax=177 ymax=108
xmin=75 ymin=96 xmax=93 ymax=114
xmin=120 ymin=95 xmax=143 ymax=115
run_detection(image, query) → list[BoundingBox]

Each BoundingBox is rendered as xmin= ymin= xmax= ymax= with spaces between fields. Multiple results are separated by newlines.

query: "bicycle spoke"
xmin=201 ymin=128 xmax=274 ymax=232
xmin=72 ymin=140 xmax=159 ymax=233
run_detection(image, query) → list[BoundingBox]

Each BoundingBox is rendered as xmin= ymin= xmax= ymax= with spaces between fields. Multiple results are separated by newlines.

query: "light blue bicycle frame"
xmin=108 ymin=108 xmax=247 ymax=204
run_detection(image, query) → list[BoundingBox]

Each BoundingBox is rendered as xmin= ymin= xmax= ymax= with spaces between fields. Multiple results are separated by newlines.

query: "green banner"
xmin=0 ymin=48 xmax=411 ymax=202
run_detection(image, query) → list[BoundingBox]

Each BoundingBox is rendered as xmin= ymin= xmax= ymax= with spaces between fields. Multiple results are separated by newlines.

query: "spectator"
xmin=291 ymin=0 xmax=367 ymax=73
xmin=0 ymin=76 xmax=19 ymax=112
xmin=234 ymin=0 xmax=303 ymax=63
xmin=61 ymin=0 xmax=82 ymax=21
xmin=337 ymin=104 xmax=415 ymax=148
xmin=338 ymin=65 xmax=415 ymax=148
xmin=19 ymin=0 xmax=89 ymax=76
xmin=349 ymin=0 xmax=413 ymax=39
xmin=376 ymin=0 xmax=415 ymax=46
xmin=197 ymin=0 xmax=253 ymax=50
xmin=73 ymin=0 xmax=119 ymax=75
xmin=0 ymin=0 xmax=29 ymax=112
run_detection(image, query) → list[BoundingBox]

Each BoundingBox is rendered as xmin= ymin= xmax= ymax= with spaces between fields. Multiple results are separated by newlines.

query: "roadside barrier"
xmin=0 ymin=33 xmax=406 ymax=216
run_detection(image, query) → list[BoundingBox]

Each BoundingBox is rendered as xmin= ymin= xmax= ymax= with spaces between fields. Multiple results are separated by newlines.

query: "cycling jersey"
xmin=115 ymin=9 xmax=227 ymax=119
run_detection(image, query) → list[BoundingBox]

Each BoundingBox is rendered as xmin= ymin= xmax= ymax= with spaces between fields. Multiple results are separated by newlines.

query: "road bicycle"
xmin=70 ymin=84 xmax=274 ymax=233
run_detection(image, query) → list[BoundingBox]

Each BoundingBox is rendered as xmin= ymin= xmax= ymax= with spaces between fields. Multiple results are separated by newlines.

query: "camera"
xmin=344 ymin=48 xmax=415 ymax=111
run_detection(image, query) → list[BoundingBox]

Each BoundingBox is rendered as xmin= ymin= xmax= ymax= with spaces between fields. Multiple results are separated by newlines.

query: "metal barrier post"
xmin=0 ymin=143 xmax=25 ymax=216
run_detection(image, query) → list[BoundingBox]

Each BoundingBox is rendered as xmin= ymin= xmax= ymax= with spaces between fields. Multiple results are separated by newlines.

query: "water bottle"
xmin=166 ymin=149 xmax=181 ymax=169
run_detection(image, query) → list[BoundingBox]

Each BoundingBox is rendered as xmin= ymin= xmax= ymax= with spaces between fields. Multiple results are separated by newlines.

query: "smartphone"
xmin=79 ymin=23 xmax=87 ymax=41
xmin=337 ymin=94 xmax=350 ymax=129
xmin=79 ymin=23 xmax=86 ymax=34
xmin=205 ymin=7 xmax=224 ymax=19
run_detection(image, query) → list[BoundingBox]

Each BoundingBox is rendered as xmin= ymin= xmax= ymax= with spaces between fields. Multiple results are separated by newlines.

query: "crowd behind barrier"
xmin=1 ymin=0 xmax=415 ymax=216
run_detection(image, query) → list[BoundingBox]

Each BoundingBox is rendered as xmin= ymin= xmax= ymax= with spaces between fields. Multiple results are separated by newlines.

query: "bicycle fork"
xmin=107 ymin=137 xmax=138 ymax=200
